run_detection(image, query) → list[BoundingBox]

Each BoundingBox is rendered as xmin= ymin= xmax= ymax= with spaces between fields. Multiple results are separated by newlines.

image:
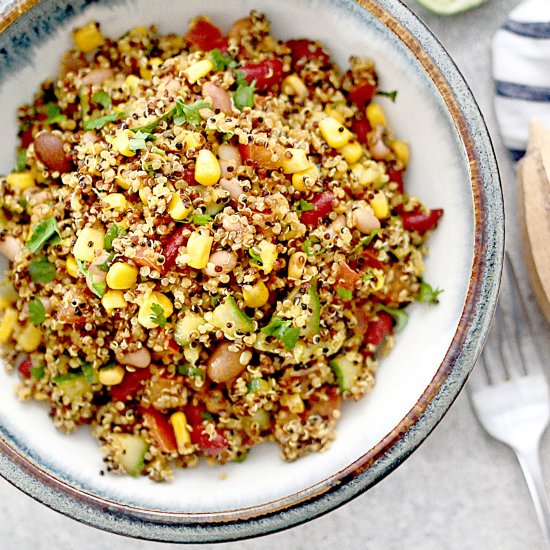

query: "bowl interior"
xmin=0 ymin=0 xmax=473 ymax=513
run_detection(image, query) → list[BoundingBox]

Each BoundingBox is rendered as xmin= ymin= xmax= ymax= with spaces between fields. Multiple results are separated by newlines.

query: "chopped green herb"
xmin=96 ymin=252 xmax=114 ymax=272
xmin=209 ymin=49 xmax=237 ymax=71
xmin=81 ymin=362 xmax=98 ymax=383
xmin=129 ymin=130 xmax=152 ymax=151
xmin=201 ymin=411 xmax=214 ymax=421
xmin=29 ymin=256 xmax=56 ymax=283
xmin=336 ymin=287 xmax=353 ymax=301
xmin=362 ymin=272 xmax=374 ymax=282
xmin=304 ymin=237 xmax=324 ymax=257
xmin=104 ymin=225 xmax=125 ymax=251
xmin=261 ymin=317 xmax=301 ymax=351
xmin=418 ymin=282 xmax=443 ymax=304
xmin=173 ymin=99 xmax=210 ymax=127
xmin=247 ymin=378 xmax=269 ymax=393
xmin=29 ymin=297 xmax=46 ymax=326
xmin=132 ymin=107 xmax=176 ymax=134
xmin=378 ymin=304 xmax=408 ymax=332
xmin=248 ymin=248 xmax=263 ymax=266
xmin=27 ymin=217 xmax=61 ymax=254
xmin=177 ymin=364 xmax=204 ymax=378
xmin=16 ymin=149 xmax=28 ymax=172
xmin=150 ymin=303 xmax=167 ymax=327
xmin=190 ymin=213 xmax=213 ymax=226
xmin=351 ymin=229 xmax=383 ymax=253
xmin=76 ymin=260 xmax=106 ymax=298
xmin=377 ymin=90 xmax=398 ymax=102
xmin=79 ymin=89 xmax=90 ymax=122
xmin=30 ymin=366 xmax=45 ymax=380
xmin=83 ymin=112 xmax=125 ymax=131
xmin=232 ymin=450 xmax=248 ymax=463
xmin=44 ymin=103 xmax=67 ymax=125
xmin=92 ymin=90 xmax=111 ymax=110
xmin=297 ymin=199 xmax=314 ymax=212
xmin=150 ymin=146 xmax=166 ymax=156
xmin=233 ymin=76 xmax=256 ymax=111
xmin=92 ymin=282 xmax=107 ymax=298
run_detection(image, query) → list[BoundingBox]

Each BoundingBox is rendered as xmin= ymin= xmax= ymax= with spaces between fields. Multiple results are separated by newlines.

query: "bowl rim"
xmin=0 ymin=0 xmax=504 ymax=543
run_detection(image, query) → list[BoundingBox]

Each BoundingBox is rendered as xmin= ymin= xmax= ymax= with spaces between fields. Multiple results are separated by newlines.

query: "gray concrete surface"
xmin=1 ymin=0 xmax=546 ymax=548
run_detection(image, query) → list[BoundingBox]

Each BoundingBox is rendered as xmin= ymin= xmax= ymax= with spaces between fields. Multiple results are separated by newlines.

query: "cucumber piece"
xmin=111 ymin=433 xmax=148 ymax=476
xmin=204 ymin=202 xmax=224 ymax=216
xmin=330 ymin=352 xmax=362 ymax=392
xmin=302 ymin=282 xmax=321 ymax=339
xmin=53 ymin=372 xmax=91 ymax=400
xmin=174 ymin=312 xmax=204 ymax=346
xmin=211 ymin=295 xmax=254 ymax=338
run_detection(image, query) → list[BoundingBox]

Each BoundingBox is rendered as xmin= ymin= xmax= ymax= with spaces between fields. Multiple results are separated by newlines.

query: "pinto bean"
xmin=120 ymin=347 xmax=151 ymax=369
xmin=207 ymin=341 xmax=246 ymax=383
xmin=80 ymin=68 xmax=112 ymax=86
xmin=202 ymin=82 xmax=232 ymax=115
xmin=34 ymin=132 xmax=72 ymax=173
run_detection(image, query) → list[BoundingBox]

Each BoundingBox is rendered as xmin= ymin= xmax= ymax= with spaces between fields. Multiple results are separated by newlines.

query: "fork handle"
xmin=515 ymin=446 xmax=550 ymax=546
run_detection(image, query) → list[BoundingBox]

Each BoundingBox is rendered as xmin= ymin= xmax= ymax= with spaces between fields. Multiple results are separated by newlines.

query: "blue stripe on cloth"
xmin=495 ymin=81 xmax=550 ymax=102
xmin=509 ymin=149 xmax=526 ymax=162
xmin=503 ymin=20 xmax=550 ymax=39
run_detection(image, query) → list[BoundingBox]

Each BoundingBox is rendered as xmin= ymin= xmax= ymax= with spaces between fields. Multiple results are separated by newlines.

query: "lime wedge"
xmin=415 ymin=0 xmax=487 ymax=15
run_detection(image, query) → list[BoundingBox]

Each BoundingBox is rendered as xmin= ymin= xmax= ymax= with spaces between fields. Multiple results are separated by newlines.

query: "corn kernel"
xmin=281 ymin=393 xmax=305 ymax=414
xmin=170 ymin=411 xmax=191 ymax=454
xmin=184 ymin=59 xmax=214 ymax=84
xmin=130 ymin=26 xmax=148 ymax=37
xmin=0 ymin=297 xmax=13 ymax=310
xmin=66 ymin=256 xmax=79 ymax=278
xmin=102 ymin=193 xmax=127 ymax=212
xmin=339 ymin=141 xmax=363 ymax=164
xmin=112 ymin=129 xmax=136 ymax=157
xmin=243 ymin=280 xmax=269 ymax=308
xmin=371 ymin=269 xmax=385 ymax=291
xmin=195 ymin=149 xmax=221 ymax=186
xmin=324 ymin=104 xmax=345 ymax=123
xmin=258 ymin=241 xmax=278 ymax=274
xmin=282 ymin=148 xmax=311 ymax=174
xmin=18 ymin=324 xmax=41 ymax=353
xmin=149 ymin=57 xmax=163 ymax=69
xmin=99 ymin=365 xmax=125 ymax=386
xmin=282 ymin=74 xmax=308 ymax=99
xmin=366 ymin=103 xmax=386 ymax=127
xmin=182 ymin=131 xmax=203 ymax=150
xmin=101 ymin=290 xmax=127 ymax=315
xmin=72 ymin=22 xmax=105 ymax=53
xmin=138 ymin=292 xmax=174 ymax=329
xmin=124 ymin=75 xmax=140 ymax=89
xmin=391 ymin=139 xmax=409 ymax=166
xmin=73 ymin=227 xmax=105 ymax=262
xmin=186 ymin=231 xmax=214 ymax=269
xmin=291 ymin=164 xmax=319 ymax=192
xmin=106 ymin=262 xmax=138 ymax=290
xmin=288 ymin=251 xmax=307 ymax=279
xmin=168 ymin=193 xmax=193 ymax=221
xmin=31 ymin=165 xmax=46 ymax=184
xmin=115 ymin=171 xmax=132 ymax=190
xmin=319 ymin=116 xmax=352 ymax=149
xmin=138 ymin=187 xmax=150 ymax=206
xmin=139 ymin=66 xmax=152 ymax=80
xmin=0 ymin=308 xmax=17 ymax=343
xmin=370 ymin=192 xmax=389 ymax=219
xmin=351 ymin=161 xmax=385 ymax=187
xmin=7 ymin=172 xmax=35 ymax=191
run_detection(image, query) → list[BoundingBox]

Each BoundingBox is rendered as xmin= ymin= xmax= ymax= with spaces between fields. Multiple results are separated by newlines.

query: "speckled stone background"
xmin=1 ymin=0 xmax=548 ymax=548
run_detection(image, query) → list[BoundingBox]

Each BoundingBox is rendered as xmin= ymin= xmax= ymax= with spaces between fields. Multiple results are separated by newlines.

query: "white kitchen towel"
xmin=493 ymin=0 xmax=550 ymax=161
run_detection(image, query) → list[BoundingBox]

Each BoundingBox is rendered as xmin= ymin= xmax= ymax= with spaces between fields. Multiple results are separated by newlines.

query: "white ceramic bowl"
xmin=0 ymin=0 xmax=503 ymax=542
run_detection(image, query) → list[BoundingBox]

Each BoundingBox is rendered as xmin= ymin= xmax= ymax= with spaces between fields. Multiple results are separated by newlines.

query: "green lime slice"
xmin=415 ymin=0 xmax=487 ymax=15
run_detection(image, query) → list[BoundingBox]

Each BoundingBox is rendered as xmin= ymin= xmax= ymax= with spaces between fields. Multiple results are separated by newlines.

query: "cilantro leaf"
xmin=261 ymin=317 xmax=300 ymax=351
xmin=27 ymin=217 xmax=61 ymax=254
xmin=304 ymin=237 xmax=324 ymax=257
xmin=336 ymin=287 xmax=353 ymax=301
xmin=30 ymin=366 xmax=45 ymax=379
xmin=96 ymin=251 xmax=114 ymax=272
xmin=92 ymin=282 xmax=107 ymax=298
xmin=44 ymin=103 xmax=67 ymax=125
xmin=92 ymin=90 xmax=111 ymax=110
xmin=377 ymin=304 xmax=408 ymax=332
xmin=16 ymin=149 xmax=28 ymax=172
xmin=297 ymin=199 xmax=314 ymax=212
xmin=233 ymin=76 xmax=256 ymax=111
xmin=104 ymin=224 xmax=125 ymax=251
xmin=83 ymin=112 xmax=125 ymax=131
xmin=209 ymin=49 xmax=237 ymax=71
xmin=190 ymin=213 xmax=213 ymax=226
xmin=377 ymin=90 xmax=398 ymax=102
xmin=129 ymin=130 xmax=152 ymax=151
xmin=76 ymin=260 xmax=106 ymax=298
xmin=248 ymin=248 xmax=263 ymax=266
xmin=351 ymin=229 xmax=383 ymax=253
xmin=131 ymin=106 xmax=177 ymax=134
xmin=29 ymin=297 xmax=46 ymax=326
xmin=150 ymin=303 xmax=167 ymax=327
xmin=29 ymin=256 xmax=56 ymax=283
xmin=173 ymin=99 xmax=210 ymax=126
xmin=418 ymin=282 xmax=443 ymax=304
xmin=362 ymin=272 xmax=374 ymax=282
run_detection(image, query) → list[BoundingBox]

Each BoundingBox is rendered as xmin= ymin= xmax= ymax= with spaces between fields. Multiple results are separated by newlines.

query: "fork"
xmin=470 ymin=253 xmax=550 ymax=545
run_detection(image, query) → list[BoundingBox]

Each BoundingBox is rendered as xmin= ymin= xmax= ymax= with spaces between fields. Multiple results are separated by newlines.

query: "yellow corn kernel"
xmin=168 ymin=193 xmax=193 ymax=221
xmin=324 ymin=104 xmax=345 ymax=123
xmin=0 ymin=297 xmax=13 ymax=310
xmin=186 ymin=231 xmax=214 ymax=269
xmin=370 ymin=192 xmax=389 ymax=219
xmin=149 ymin=57 xmax=163 ymax=69
xmin=182 ymin=131 xmax=203 ymax=150
xmin=184 ymin=59 xmax=214 ymax=84
xmin=288 ymin=251 xmax=307 ymax=279
xmin=72 ymin=21 xmax=105 ymax=53
xmin=170 ymin=411 xmax=191 ymax=454
xmin=351 ymin=162 xmax=385 ymax=187
xmin=281 ymin=393 xmax=305 ymax=414
xmin=319 ymin=116 xmax=352 ymax=149
xmin=166 ymin=35 xmax=186 ymax=49
xmin=139 ymin=66 xmax=152 ymax=80
xmin=99 ymin=365 xmax=125 ymax=386
xmin=258 ymin=241 xmax=278 ymax=274
xmin=7 ymin=172 xmax=35 ymax=191
xmin=115 ymin=172 xmax=132 ymax=190
xmin=195 ymin=149 xmax=221 ymax=186
xmin=371 ymin=269 xmax=385 ymax=291
xmin=101 ymin=290 xmax=127 ymax=315
xmin=282 ymin=74 xmax=308 ymax=99
xmin=366 ymin=103 xmax=386 ymax=127
xmin=0 ymin=308 xmax=17 ymax=343
xmin=339 ymin=141 xmax=363 ymax=164
xmin=138 ymin=292 xmax=174 ymax=329
xmin=282 ymin=148 xmax=311 ymax=174
xmin=31 ymin=165 xmax=46 ymax=184
xmin=73 ymin=227 xmax=105 ymax=262
xmin=124 ymin=75 xmax=140 ymax=89
xmin=112 ymin=129 xmax=136 ymax=157
xmin=243 ymin=280 xmax=269 ymax=308
xmin=106 ymin=262 xmax=138 ymax=290
xmin=130 ymin=26 xmax=148 ymax=37
xmin=391 ymin=139 xmax=409 ymax=166
xmin=66 ymin=256 xmax=79 ymax=278
xmin=18 ymin=324 xmax=42 ymax=353
xmin=138 ymin=187 xmax=150 ymax=206
xmin=291 ymin=164 xmax=319 ymax=192
xmin=103 ymin=193 xmax=127 ymax=212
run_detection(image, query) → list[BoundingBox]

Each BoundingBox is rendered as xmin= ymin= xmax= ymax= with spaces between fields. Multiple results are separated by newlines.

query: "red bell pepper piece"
xmin=348 ymin=82 xmax=376 ymax=109
xmin=286 ymin=39 xmax=331 ymax=69
xmin=365 ymin=311 xmax=394 ymax=347
xmin=239 ymin=59 xmax=284 ymax=91
xmin=185 ymin=18 xmax=226 ymax=51
xmin=387 ymin=164 xmax=405 ymax=194
xmin=141 ymin=407 xmax=178 ymax=454
xmin=162 ymin=226 xmax=188 ymax=273
xmin=184 ymin=404 xmax=228 ymax=456
xmin=402 ymin=208 xmax=443 ymax=234
xmin=307 ymin=386 xmax=341 ymax=418
xmin=350 ymin=251 xmax=384 ymax=272
xmin=238 ymin=142 xmax=283 ymax=170
xmin=18 ymin=357 xmax=32 ymax=379
xmin=352 ymin=115 xmax=372 ymax=145
xmin=335 ymin=261 xmax=361 ymax=291
xmin=300 ymin=191 xmax=335 ymax=226
xmin=109 ymin=368 xmax=152 ymax=402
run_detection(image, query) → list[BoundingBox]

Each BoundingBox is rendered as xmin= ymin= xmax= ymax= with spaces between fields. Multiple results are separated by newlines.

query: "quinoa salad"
xmin=0 ymin=12 xmax=443 ymax=480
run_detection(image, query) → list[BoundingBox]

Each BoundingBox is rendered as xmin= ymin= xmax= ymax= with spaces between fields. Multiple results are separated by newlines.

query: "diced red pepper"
xmin=352 ymin=115 xmax=372 ymax=145
xmin=19 ymin=127 xmax=34 ymax=148
xmin=402 ymin=208 xmax=443 ymax=235
xmin=182 ymin=168 xmax=198 ymax=185
xmin=238 ymin=143 xmax=283 ymax=170
xmin=365 ymin=311 xmax=393 ymax=347
xmin=352 ymin=306 xmax=370 ymax=337
xmin=350 ymin=250 xmax=384 ymax=272
xmin=348 ymin=82 xmax=376 ymax=109
xmin=387 ymin=164 xmax=405 ymax=194
xmin=286 ymin=39 xmax=331 ymax=69
xmin=141 ymin=407 xmax=178 ymax=454
xmin=109 ymin=368 xmax=152 ymax=402
xmin=300 ymin=191 xmax=335 ymax=226
xmin=18 ymin=357 xmax=32 ymax=379
xmin=307 ymin=386 xmax=341 ymax=418
xmin=335 ymin=261 xmax=361 ymax=291
xmin=185 ymin=17 xmax=226 ymax=51
xmin=162 ymin=226 xmax=188 ymax=273
xmin=184 ymin=404 xmax=228 ymax=456
xmin=239 ymin=59 xmax=284 ymax=92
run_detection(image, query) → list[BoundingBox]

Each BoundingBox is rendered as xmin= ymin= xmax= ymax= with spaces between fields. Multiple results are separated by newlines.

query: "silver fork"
xmin=470 ymin=253 xmax=550 ymax=546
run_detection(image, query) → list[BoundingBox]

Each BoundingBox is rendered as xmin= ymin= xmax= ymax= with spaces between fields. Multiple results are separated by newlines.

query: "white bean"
xmin=368 ymin=126 xmax=392 ymax=161
xmin=220 ymin=177 xmax=244 ymax=200
xmin=202 ymin=82 xmax=232 ymax=115
xmin=120 ymin=347 xmax=151 ymax=369
xmin=207 ymin=341 xmax=245 ymax=383
xmin=81 ymin=68 xmax=112 ymax=86
xmin=354 ymin=206 xmax=381 ymax=233
xmin=0 ymin=236 xmax=22 ymax=262
xmin=218 ymin=144 xmax=242 ymax=178
xmin=203 ymin=251 xmax=238 ymax=277
xmin=85 ymin=251 xmax=109 ymax=294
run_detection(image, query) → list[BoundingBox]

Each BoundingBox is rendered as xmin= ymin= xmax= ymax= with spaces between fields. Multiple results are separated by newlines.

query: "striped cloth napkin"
xmin=493 ymin=0 xmax=550 ymax=161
